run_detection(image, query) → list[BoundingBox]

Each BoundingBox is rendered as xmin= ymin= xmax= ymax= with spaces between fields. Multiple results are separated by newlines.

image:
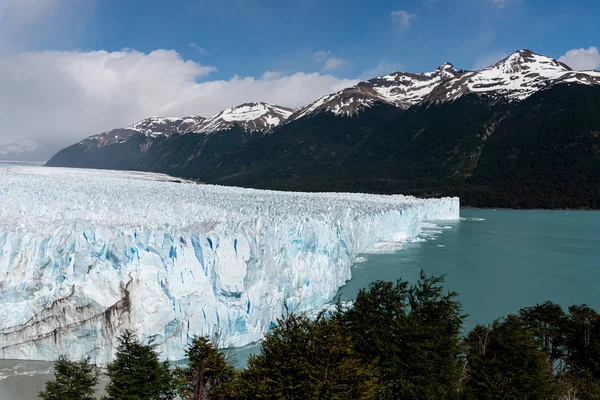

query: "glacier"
xmin=0 ymin=165 xmax=459 ymax=364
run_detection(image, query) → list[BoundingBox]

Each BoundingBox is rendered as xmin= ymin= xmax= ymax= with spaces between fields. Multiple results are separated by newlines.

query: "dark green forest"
xmin=200 ymin=85 xmax=600 ymax=210
xmin=41 ymin=273 xmax=600 ymax=400
xmin=47 ymin=84 xmax=600 ymax=210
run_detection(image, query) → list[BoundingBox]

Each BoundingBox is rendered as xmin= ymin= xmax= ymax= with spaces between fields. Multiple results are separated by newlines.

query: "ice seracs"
xmin=0 ymin=165 xmax=459 ymax=364
xmin=186 ymin=102 xmax=295 ymax=134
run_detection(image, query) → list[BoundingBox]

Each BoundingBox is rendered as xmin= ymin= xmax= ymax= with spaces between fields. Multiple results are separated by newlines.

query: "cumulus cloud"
xmin=0 ymin=49 xmax=357 ymax=144
xmin=313 ymin=50 xmax=345 ymax=71
xmin=558 ymin=46 xmax=600 ymax=71
xmin=323 ymin=56 xmax=344 ymax=71
xmin=313 ymin=50 xmax=331 ymax=62
xmin=262 ymin=71 xmax=283 ymax=80
xmin=390 ymin=10 xmax=416 ymax=30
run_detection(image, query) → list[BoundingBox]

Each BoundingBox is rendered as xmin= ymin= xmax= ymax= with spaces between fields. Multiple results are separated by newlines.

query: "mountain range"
xmin=46 ymin=50 xmax=600 ymax=209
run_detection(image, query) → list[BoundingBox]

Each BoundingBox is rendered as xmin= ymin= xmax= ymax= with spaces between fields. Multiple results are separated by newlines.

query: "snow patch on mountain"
xmin=0 ymin=165 xmax=458 ymax=364
xmin=291 ymin=50 xmax=600 ymax=121
xmin=127 ymin=116 xmax=205 ymax=136
xmin=86 ymin=116 xmax=205 ymax=147
xmin=291 ymin=62 xmax=463 ymax=119
xmin=186 ymin=102 xmax=295 ymax=134
xmin=425 ymin=50 xmax=600 ymax=103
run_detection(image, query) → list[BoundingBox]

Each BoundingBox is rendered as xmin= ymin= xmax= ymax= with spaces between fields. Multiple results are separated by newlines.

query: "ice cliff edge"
xmin=0 ymin=166 xmax=459 ymax=364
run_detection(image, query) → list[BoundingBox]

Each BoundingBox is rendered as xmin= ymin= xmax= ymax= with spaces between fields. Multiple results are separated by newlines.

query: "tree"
xmin=564 ymin=304 xmax=600 ymax=377
xmin=175 ymin=336 xmax=237 ymax=400
xmin=343 ymin=272 xmax=465 ymax=399
xmin=519 ymin=301 xmax=568 ymax=374
xmin=39 ymin=355 xmax=99 ymax=400
xmin=462 ymin=316 xmax=562 ymax=400
xmin=239 ymin=312 xmax=381 ymax=400
xmin=560 ymin=305 xmax=600 ymax=400
xmin=103 ymin=329 xmax=176 ymax=400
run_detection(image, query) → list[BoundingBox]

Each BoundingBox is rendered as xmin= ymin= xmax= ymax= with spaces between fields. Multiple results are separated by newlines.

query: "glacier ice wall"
xmin=0 ymin=166 xmax=459 ymax=364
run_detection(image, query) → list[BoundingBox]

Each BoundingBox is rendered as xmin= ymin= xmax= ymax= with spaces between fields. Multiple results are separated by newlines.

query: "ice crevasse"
xmin=0 ymin=166 xmax=459 ymax=364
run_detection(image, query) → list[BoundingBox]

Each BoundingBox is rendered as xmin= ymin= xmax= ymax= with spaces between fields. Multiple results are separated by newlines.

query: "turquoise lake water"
xmin=339 ymin=208 xmax=600 ymax=329
xmin=2 ymin=209 xmax=599 ymax=399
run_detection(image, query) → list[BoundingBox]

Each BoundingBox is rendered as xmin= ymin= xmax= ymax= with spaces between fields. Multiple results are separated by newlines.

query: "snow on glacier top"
xmin=0 ymin=165 xmax=452 ymax=234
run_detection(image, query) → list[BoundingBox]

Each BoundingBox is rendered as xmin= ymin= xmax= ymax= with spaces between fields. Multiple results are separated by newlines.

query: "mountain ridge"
xmin=45 ymin=49 xmax=600 ymax=209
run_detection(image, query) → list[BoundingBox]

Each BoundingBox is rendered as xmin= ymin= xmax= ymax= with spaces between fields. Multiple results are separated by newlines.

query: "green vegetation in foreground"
xmin=40 ymin=272 xmax=600 ymax=399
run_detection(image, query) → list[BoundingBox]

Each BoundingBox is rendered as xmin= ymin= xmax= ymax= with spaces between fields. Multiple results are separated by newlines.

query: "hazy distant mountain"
xmin=46 ymin=116 xmax=204 ymax=170
xmin=0 ymin=136 xmax=72 ymax=162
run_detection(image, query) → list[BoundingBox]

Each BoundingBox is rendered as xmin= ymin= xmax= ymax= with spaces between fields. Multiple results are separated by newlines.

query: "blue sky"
xmin=0 ymin=0 xmax=598 ymax=143
xmin=44 ymin=0 xmax=600 ymax=78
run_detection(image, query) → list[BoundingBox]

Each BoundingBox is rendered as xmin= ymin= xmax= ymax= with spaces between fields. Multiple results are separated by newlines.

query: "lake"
xmin=2 ymin=208 xmax=599 ymax=399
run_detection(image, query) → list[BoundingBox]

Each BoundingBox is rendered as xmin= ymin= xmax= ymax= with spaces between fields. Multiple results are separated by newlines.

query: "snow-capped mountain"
xmin=86 ymin=116 xmax=205 ymax=147
xmin=290 ymin=62 xmax=464 ymax=120
xmin=47 ymin=49 xmax=600 ymax=183
xmin=186 ymin=102 xmax=295 ymax=134
xmin=424 ymin=50 xmax=600 ymax=103
xmin=0 ymin=136 xmax=72 ymax=162
xmin=291 ymin=50 xmax=600 ymax=120
xmin=127 ymin=116 xmax=205 ymax=136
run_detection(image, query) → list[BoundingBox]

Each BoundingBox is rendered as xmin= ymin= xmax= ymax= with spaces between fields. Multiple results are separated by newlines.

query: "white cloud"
xmin=359 ymin=60 xmax=404 ymax=80
xmin=390 ymin=10 xmax=416 ymax=30
xmin=323 ymin=56 xmax=344 ymax=71
xmin=0 ymin=49 xmax=357 ymax=144
xmin=313 ymin=50 xmax=345 ymax=71
xmin=189 ymin=43 xmax=208 ymax=55
xmin=262 ymin=71 xmax=283 ymax=80
xmin=313 ymin=50 xmax=331 ymax=62
xmin=558 ymin=47 xmax=600 ymax=71
xmin=472 ymin=52 xmax=509 ymax=70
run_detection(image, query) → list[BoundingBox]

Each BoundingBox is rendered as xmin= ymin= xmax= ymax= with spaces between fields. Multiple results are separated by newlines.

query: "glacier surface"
xmin=0 ymin=166 xmax=459 ymax=364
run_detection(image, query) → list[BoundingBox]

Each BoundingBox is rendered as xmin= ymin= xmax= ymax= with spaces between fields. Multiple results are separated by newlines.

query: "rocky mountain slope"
xmin=47 ymin=116 xmax=203 ymax=169
xmin=186 ymin=102 xmax=294 ymax=133
xmin=46 ymin=50 xmax=600 ymax=208
xmin=424 ymin=50 xmax=600 ymax=103
xmin=290 ymin=62 xmax=462 ymax=119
